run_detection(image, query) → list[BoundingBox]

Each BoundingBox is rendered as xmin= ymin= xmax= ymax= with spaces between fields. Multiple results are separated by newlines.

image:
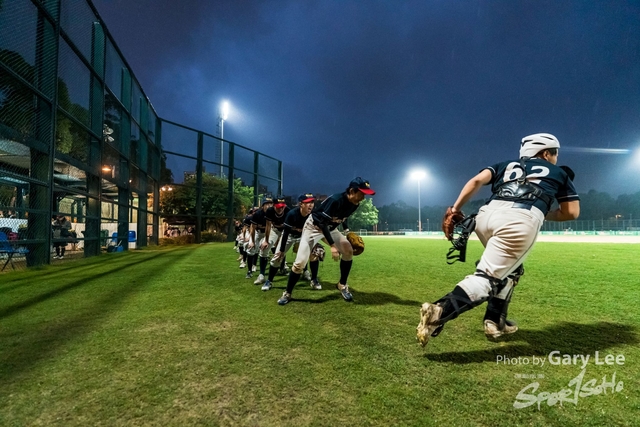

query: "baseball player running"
xmin=254 ymin=197 xmax=290 ymax=285
xmin=277 ymin=177 xmax=375 ymax=305
xmin=262 ymin=193 xmax=317 ymax=291
xmin=417 ymin=133 xmax=580 ymax=346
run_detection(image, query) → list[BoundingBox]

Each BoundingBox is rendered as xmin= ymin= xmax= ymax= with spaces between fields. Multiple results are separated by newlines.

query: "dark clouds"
xmin=92 ymin=0 xmax=640 ymax=206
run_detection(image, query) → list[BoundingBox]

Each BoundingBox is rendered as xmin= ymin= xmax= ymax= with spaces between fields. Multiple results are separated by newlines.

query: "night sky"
xmin=91 ymin=0 xmax=640 ymax=207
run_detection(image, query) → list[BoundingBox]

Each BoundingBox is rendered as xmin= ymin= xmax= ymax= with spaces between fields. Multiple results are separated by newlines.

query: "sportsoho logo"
xmin=495 ymin=351 xmax=626 ymax=410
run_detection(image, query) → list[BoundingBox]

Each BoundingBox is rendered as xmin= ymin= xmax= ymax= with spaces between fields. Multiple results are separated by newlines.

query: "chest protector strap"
xmin=495 ymin=158 xmax=553 ymax=210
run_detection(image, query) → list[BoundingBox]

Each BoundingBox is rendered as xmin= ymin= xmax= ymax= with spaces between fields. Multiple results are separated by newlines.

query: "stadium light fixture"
xmin=410 ymin=169 xmax=427 ymax=232
xmin=218 ymin=100 xmax=230 ymax=177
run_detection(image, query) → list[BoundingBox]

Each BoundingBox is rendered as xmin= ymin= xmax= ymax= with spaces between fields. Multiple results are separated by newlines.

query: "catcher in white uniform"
xmin=417 ymin=133 xmax=580 ymax=347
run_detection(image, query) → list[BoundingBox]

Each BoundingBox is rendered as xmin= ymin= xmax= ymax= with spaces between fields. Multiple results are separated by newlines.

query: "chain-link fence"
xmin=1 ymin=0 xmax=283 ymax=271
xmin=159 ymin=119 xmax=282 ymax=242
xmin=1 ymin=0 xmax=162 ymax=270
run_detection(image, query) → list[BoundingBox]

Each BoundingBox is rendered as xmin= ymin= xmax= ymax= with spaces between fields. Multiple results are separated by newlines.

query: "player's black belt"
xmin=512 ymin=202 xmax=533 ymax=210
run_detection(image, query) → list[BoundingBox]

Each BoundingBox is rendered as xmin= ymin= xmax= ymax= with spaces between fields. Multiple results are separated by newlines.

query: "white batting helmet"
xmin=519 ymin=133 xmax=560 ymax=158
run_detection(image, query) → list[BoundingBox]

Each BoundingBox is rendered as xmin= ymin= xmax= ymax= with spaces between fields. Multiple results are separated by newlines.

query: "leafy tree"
xmin=578 ymin=190 xmax=616 ymax=220
xmin=160 ymin=174 xmax=253 ymax=233
xmin=159 ymin=154 xmax=174 ymax=185
xmin=347 ymin=198 xmax=379 ymax=231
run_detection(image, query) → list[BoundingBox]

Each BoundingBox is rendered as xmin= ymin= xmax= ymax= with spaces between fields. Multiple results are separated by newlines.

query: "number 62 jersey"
xmin=485 ymin=157 xmax=580 ymax=215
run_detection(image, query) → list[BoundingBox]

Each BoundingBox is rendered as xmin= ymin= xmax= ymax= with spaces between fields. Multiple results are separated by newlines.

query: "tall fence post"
xmin=195 ymin=132 xmax=204 ymax=243
xmin=226 ymin=143 xmax=235 ymax=241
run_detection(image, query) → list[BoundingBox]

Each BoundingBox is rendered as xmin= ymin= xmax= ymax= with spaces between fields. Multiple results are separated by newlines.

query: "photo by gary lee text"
xmin=496 ymin=351 xmax=625 ymax=369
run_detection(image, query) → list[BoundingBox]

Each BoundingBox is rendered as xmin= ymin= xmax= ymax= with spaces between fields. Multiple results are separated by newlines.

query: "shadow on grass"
xmin=352 ymin=290 xmax=422 ymax=306
xmin=278 ymin=285 xmax=422 ymax=306
xmin=0 ymin=251 xmax=176 ymax=320
xmin=0 ymin=248 xmax=193 ymax=384
xmin=0 ymin=262 xmax=118 ymax=294
xmin=424 ymin=321 xmax=639 ymax=364
xmin=0 ymin=248 xmax=188 ymax=293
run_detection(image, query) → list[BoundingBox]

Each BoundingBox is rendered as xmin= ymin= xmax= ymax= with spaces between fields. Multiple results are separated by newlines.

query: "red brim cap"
xmin=274 ymin=203 xmax=287 ymax=208
xmin=300 ymin=197 xmax=315 ymax=203
xmin=359 ymin=188 xmax=375 ymax=195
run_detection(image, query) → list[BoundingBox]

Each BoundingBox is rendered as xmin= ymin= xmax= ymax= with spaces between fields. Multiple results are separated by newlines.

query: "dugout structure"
xmin=0 ymin=0 xmax=283 ymax=269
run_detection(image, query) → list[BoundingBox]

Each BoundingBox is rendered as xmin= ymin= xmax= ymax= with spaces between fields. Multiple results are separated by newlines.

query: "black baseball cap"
xmin=274 ymin=197 xmax=287 ymax=208
xmin=298 ymin=193 xmax=315 ymax=203
xmin=349 ymin=177 xmax=375 ymax=195
xmin=261 ymin=197 xmax=273 ymax=206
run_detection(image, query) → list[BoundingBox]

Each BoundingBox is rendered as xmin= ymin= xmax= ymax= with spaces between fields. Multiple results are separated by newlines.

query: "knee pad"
xmin=474 ymin=269 xmax=508 ymax=298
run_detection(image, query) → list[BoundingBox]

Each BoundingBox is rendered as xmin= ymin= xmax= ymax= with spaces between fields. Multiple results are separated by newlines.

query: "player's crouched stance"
xmin=278 ymin=177 xmax=375 ymax=305
xmin=417 ymin=133 xmax=580 ymax=347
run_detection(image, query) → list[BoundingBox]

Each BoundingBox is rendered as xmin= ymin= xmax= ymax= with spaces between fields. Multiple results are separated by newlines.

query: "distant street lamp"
xmin=219 ymin=100 xmax=230 ymax=177
xmin=410 ymin=169 xmax=427 ymax=232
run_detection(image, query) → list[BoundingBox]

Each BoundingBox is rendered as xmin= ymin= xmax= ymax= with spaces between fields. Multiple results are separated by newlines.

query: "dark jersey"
xmin=242 ymin=215 xmax=252 ymax=228
xmin=283 ymin=207 xmax=308 ymax=238
xmin=265 ymin=206 xmax=290 ymax=231
xmin=485 ymin=158 xmax=580 ymax=214
xmin=250 ymin=209 xmax=268 ymax=231
xmin=311 ymin=192 xmax=359 ymax=245
xmin=279 ymin=207 xmax=310 ymax=252
xmin=312 ymin=192 xmax=359 ymax=230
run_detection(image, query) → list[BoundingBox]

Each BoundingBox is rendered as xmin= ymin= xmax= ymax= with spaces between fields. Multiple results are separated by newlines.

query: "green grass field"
xmin=1 ymin=238 xmax=638 ymax=426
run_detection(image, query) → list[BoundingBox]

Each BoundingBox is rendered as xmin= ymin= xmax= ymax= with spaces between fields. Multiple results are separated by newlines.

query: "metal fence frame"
xmin=158 ymin=118 xmax=283 ymax=242
xmin=1 ymin=0 xmax=163 ymax=267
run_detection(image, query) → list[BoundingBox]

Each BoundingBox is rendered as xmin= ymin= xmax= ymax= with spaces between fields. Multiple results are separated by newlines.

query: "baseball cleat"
xmin=484 ymin=320 xmax=518 ymax=341
xmin=336 ymin=283 xmax=353 ymax=302
xmin=416 ymin=303 xmax=443 ymax=347
xmin=254 ymin=274 xmax=265 ymax=285
xmin=277 ymin=292 xmax=292 ymax=305
xmin=303 ymin=270 xmax=312 ymax=281
xmin=239 ymin=261 xmax=246 ymax=269
xmin=261 ymin=280 xmax=272 ymax=291
xmin=245 ymin=272 xmax=253 ymax=279
xmin=310 ymin=279 xmax=322 ymax=290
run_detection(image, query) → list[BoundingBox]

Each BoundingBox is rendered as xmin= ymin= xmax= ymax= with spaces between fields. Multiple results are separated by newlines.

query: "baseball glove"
xmin=311 ymin=243 xmax=325 ymax=261
xmin=442 ymin=206 xmax=465 ymax=241
xmin=346 ymin=231 xmax=365 ymax=256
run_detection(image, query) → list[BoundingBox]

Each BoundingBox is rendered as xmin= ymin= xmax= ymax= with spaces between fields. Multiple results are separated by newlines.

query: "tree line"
xmin=376 ymin=189 xmax=640 ymax=231
xmin=159 ymin=172 xmax=640 ymax=233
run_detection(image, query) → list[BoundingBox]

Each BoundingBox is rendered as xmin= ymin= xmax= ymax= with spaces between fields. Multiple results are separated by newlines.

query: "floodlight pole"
xmin=417 ymin=178 xmax=422 ymax=232
xmin=410 ymin=170 xmax=426 ymax=232
xmin=219 ymin=101 xmax=229 ymax=178
xmin=219 ymin=117 xmax=224 ymax=177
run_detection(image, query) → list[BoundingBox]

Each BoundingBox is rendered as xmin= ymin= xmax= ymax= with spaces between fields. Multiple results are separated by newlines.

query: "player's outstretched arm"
xmin=452 ymin=169 xmax=492 ymax=211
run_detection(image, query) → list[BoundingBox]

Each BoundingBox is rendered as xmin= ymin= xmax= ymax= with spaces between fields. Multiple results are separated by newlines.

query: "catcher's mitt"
xmin=442 ymin=206 xmax=465 ymax=241
xmin=311 ymin=243 xmax=325 ymax=261
xmin=346 ymin=231 xmax=365 ymax=256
